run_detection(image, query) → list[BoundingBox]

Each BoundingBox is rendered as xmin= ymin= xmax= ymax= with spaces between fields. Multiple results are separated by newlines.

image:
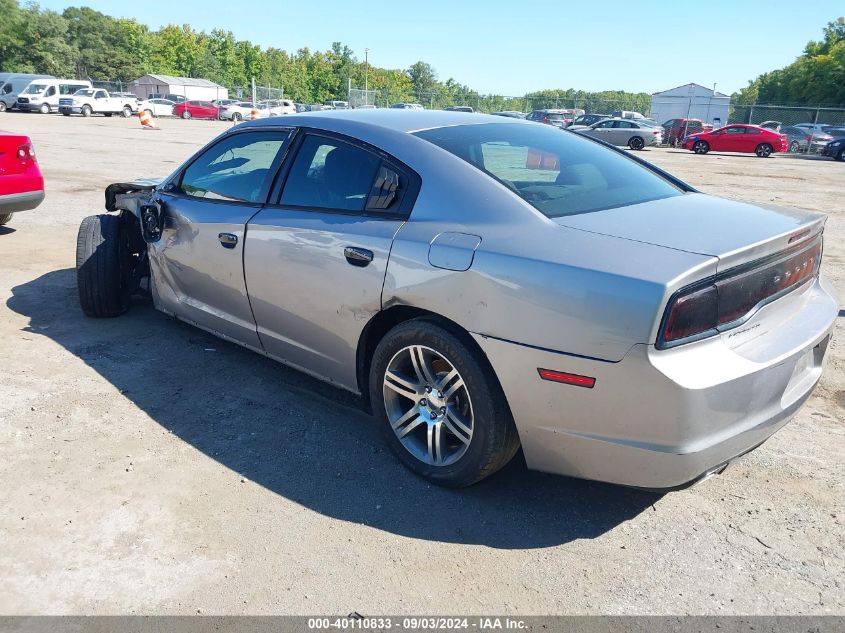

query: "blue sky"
xmin=37 ymin=0 xmax=844 ymax=95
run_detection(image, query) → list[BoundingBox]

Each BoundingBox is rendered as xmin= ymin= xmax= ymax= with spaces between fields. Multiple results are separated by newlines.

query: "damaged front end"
xmin=105 ymin=178 xmax=165 ymax=243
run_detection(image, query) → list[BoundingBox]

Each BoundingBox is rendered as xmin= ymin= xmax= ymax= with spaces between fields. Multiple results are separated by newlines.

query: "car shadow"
xmin=0 ymin=226 xmax=16 ymax=235
xmin=7 ymin=268 xmax=660 ymax=549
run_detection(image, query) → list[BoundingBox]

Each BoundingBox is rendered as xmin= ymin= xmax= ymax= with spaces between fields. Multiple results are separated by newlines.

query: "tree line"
xmin=735 ymin=18 xmax=845 ymax=106
xmin=0 ymin=1 xmax=651 ymax=110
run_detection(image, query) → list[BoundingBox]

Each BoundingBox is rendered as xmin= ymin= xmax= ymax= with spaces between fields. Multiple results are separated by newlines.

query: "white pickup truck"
xmin=58 ymin=88 xmax=137 ymax=118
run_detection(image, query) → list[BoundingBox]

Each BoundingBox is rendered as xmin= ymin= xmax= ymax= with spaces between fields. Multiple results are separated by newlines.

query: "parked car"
xmin=73 ymin=111 xmax=837 ymax=489
xmin=218 ymin=101 xmax=255 ymax=121
xmin=822 ymin=126 xmax=845 ymax=138
xmin=0 ymin=73 xmax=55 ymax=112
xmin=683 ymin=124 xmax=788 ymax=157
xmin=612 ymin=110 xmax=645 ymax=120
xmin=759 ymin=121 xmax=782 ymax=131
xmin=662 ymin=118 xmax=706 ymax=146
xmin=213 ymin=99 xmax=239 ymax=108
xmin=138 ymin=98 xmax=176 ymax=118
xmin=0 ymin=132 xmax=44 ymax=226
xmin=782 ymin=125 xmax=815 ymax=152
xmin=148 ymin=93 xmax=187 ymax=103
xmin=390 ymin=103 xmax=424 ymax=110
xmin=820 ymin=137 xmax=845 ymax=161
xmin=572 ymin=117 xmax=663 ymax=149
xmin=526 ymin=109 xmax=570 ymax=128
xmin=324 ymin=100 xmax=350 ymax=110
xmin=444 ymin=106 xmax=474 ymax=112
xmin=491 ymin=111 xmax=526 ymax=119
xmin=260 ymin=99 xmax=296 ymax=115
xmin=58 ymin=89 xmax=136 ymax=117
xmin=355 ymin=104 xmax=377 ymax=110
xmin=15 ymin=78 xmax=92 ymax=113
xmin=572 ymin=113 xmax=610 ymax=127
xmin=172 ymin=100 xmax=221 ymax=120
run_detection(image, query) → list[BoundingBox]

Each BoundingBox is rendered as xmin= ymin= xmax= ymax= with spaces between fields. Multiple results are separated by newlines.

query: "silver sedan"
xmin=571 ymin=117 xmax=664 ymax=149
xmin=75 ymin=111 xmax=837 ymax=489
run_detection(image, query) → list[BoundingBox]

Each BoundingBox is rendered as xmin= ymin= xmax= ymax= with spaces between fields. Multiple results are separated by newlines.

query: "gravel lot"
xmin=0 ymin=113 xmax=842 ymax=616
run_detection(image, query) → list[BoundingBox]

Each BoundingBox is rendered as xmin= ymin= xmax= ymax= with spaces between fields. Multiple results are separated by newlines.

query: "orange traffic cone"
xmin=250 ymin=107 xmax=259 ymax=121
xmin=138 ymin=109 xmax=158 ymax=129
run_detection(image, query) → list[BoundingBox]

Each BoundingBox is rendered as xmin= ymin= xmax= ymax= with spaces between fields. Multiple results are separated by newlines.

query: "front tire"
xmin=0 ymin=212 xmax=13 ymax=225
xmin=39 ymin=103 xmax=50 ymax=114
xmin=789 ymin=140 xmax=800 ymax=153
xmin=628 ymin=136 xmax=645 ymax=150
xmin=82 ymin=105 xmax=92 ymax=117
xmin=0 ymin=102 xmax=6 ymax=113
xmin=232 ymin=112 xmax=242 ymax=122
xmin=836 ymin=148 xmax=845 ymax=162
xmin=756 ymin=143 xmax=773 ymax=158
xmin=693 ymin=140 xmax=710 ymax=154
xmin=76 ymin=214 xmax=133 ymax=318
xmin=369 ymin=319 xmax=520 ymax=487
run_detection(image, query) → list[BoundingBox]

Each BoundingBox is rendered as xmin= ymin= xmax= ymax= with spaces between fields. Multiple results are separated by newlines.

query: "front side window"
xmin=415 ymin=123 xmax=682 ymax=218
xmin=180 ymin=131 xmax=290 ymax=203
xmin=726 ymin=127 xmax=746 ymax=135
xmin=280 ymin=135 xmax=381 ymax=212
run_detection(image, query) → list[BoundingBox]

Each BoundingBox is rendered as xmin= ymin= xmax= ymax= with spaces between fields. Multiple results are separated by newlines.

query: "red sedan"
xmin=682 ymin=124 xmax=788 ymax=157
xmin=172 ymin=100 xmax=221 ymax=120
xmin=0 ymin=132 xmax=45 ymax=226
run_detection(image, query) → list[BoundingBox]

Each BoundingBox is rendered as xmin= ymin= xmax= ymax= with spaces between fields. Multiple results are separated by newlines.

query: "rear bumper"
xmin=473 ymin=275 xmax=838 ymax=488
xmin=0 ymin=190 xmax=45 ymax=213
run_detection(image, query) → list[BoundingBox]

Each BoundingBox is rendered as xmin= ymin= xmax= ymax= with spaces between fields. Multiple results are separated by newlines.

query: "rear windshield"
xmin=414 ymin=123 xmax=683 ymax=218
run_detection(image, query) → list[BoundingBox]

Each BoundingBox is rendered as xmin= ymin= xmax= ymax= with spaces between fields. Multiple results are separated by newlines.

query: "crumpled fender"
xmin=104 ymin=178 xmax=162 ymax=215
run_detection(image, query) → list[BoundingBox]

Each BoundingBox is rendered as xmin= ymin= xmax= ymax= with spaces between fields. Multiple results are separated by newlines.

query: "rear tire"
xmin=0 ymin=212 xmax=13 ymax=225
xmin=369 ymin=318 xmax=520 ymax=487
xmin=836 ymin=148 xmax=845 ymax=162
xmin=756 ymin=143 xmax=773 ymax=158
xmin=232 ymin=112 xmax=242 ymax=122
xmin=76 ymin=214 xmax=132 ymax=318
xmin=182 ymin=110 xmax=191 ymax=119
xmin=0 ymin=102 xmax=6 ymax=113
xmin=693 ymin=140 xmax=710 ymax=154
xmin=628 ymin=136 xmax=645 ymax=150
xmin=789 ymin=141 xmax=800 ymax=153
xmin=122 ymin=106 xmax=132 ymax=118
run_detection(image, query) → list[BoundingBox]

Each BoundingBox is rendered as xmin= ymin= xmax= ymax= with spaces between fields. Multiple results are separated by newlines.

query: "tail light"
xmin=543 ymin=116 xmax=550 ymax=123
xmin=17 ymin=142 xmax=36 ymax=162
xmin=658 ymin=236 xmax=822 ymax=348
xmin=805 ymin=135 xmax=812 ymax=141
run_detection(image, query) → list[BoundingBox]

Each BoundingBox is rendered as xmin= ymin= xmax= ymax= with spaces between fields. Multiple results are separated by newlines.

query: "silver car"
xmin=75 ymin=111 xmax=837 ymax=489
xmin=571 ymin=117 xmax=664 ymax=149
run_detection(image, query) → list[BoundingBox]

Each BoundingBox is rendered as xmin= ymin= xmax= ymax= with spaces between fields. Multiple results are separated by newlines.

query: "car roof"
xmin=237 ymin=109 xmax=532 ymax=134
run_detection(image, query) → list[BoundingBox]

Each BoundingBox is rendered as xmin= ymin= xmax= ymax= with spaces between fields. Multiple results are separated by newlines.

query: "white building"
xmin=130 ymin=74 xmax=228 ymax=101
xmin=650 ymin=83 xmax=730 ymax=127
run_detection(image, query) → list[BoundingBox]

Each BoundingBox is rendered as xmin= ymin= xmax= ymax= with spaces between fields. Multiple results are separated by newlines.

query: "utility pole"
xmin=364 ymin=48 xmax=370 ymax=103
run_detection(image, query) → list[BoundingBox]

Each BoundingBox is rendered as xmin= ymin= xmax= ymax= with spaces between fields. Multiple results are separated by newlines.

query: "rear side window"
xmin=180 ymin=131 xmax=290 ymax=203
xmin=280 ymin=135 xmax=381 ymax=212
xmin=415 ymin=122 xmax=682 ymax=218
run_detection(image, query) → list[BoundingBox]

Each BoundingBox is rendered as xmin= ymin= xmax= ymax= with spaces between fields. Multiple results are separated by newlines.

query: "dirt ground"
xmin=0 ymin=113 xmax=842 ymax=616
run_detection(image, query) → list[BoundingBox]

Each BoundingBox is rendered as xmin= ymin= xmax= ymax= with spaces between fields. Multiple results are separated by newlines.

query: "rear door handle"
xmin=344 ymin=246 xmax=374 ymax=267
xmin=218 ymin=233 xmax=238 ymax=249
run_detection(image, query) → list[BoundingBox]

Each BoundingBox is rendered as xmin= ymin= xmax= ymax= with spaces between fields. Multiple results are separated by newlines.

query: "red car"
xmin=0 ymin=132 xmax=45 ymax=226
xmin=172 ymin=100 xmax=221 ymax=120
xmin=683 ymin=124 xmax=788 ymax=158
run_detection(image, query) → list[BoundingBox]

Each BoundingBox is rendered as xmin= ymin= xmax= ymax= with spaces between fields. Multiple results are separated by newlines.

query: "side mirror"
xmin=139 ymin=204 xmax=163 ymax=243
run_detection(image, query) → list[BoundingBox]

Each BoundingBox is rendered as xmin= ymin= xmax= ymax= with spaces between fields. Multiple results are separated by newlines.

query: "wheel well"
xmin=355 ymin=305 xmax=497 ymax=413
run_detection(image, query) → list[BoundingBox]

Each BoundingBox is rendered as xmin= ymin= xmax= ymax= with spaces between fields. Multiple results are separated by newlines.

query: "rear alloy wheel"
xmin=122 ymin=106 xmax=132 ymax=118
xmin=756 ymin=143 xmax=773 ymax=158
xmin=232 ymin=112 xmax=242 ymax=122
xmin=81 ymin=105 xmax=92 ymax=117
xmin=370 ymin=319 xmax=520 ymax=487
xmin=693 ymin=140 xmax=710 ymax=154
xmin=39 ymin=103 xmax=50 ymax=114
xmin=789 ymin=141 xmax=800 ymax=153
xmin=0 ymin=212 xmax=13 ymax=226
xmin=628 ymin=136 xmax=645 ymax=150
xmin=836 ymin=148 xmax=845 ymax=162
xmin=181 ymin=110 xmax=191 ymax=119
xmin=0 ymin=102 xmax=6 ymax=113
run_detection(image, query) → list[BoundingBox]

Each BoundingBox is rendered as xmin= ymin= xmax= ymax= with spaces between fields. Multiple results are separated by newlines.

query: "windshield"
xmin=74 ymin=89 xmax=95 ymax=97
xmin=414 ymin=123 xmax=683 ymax=218
xmin=23 ymin=83 xmax=49 ymax=94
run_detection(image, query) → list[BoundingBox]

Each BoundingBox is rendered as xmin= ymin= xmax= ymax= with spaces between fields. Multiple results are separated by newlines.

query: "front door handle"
xmin=218 ymin=233 xmax=238 ymax=249
xmin=344 ymin=246 xmax=374 ymax=267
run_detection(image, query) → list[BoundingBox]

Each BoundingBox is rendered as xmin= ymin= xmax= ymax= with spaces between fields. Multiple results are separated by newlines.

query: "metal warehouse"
xmin=650 ymin=83 xmax=730 ymax=127
xmin=129 ymin=74 xmax=228 ymax=101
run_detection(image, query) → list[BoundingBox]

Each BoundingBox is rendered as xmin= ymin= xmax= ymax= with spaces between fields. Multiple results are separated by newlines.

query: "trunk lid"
xmin=554 ymin=192 xmax=826 ymax=271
